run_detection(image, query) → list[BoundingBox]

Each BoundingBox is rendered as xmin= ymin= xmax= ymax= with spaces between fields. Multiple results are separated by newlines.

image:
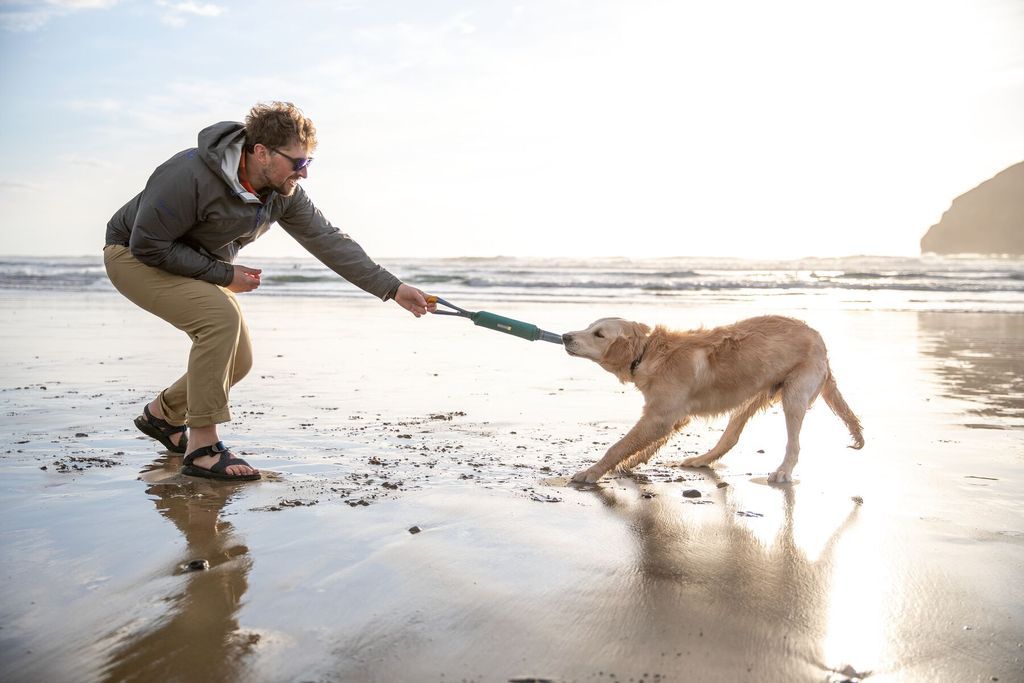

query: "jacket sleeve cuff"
xmin=384 ymin=281 xmax=403 ymax=301
xmin=217 ymin=263 xmax=234 ymax=287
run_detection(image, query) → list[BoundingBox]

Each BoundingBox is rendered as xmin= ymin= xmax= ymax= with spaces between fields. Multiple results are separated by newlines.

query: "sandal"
xmin=134 ymin=404 xmax=188 ymax=454
xmin=182 ymin=441 xmax=261 ymax=481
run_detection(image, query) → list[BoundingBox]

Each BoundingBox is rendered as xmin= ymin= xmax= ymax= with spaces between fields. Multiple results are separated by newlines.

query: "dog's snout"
xmin=562 ymin=332 xmax=573 ymax=344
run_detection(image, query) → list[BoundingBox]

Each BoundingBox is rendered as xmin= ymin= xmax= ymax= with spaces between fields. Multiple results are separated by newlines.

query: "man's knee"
xmin=232 ymin=341 xmax=254 ymax=383
xmin=195 ymin=299 xmax=244 ymax=342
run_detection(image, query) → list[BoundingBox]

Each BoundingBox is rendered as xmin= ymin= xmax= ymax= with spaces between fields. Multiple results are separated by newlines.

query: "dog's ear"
xmin=633 ymin=322 xmax=651 ymax=337
xmin=600 ymin=322 xmax=649 ymax=375
xmin=601 ymin=336 xmax=633 ymax=373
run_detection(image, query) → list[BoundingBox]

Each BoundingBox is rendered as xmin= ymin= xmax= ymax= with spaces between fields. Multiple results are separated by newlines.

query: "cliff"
xmin=920 ymin=162 xmax=1024 ymax=255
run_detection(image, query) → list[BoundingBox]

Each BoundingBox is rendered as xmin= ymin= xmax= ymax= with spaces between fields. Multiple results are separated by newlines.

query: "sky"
xmin=1 ymin=0 xmax=1022 ymax=260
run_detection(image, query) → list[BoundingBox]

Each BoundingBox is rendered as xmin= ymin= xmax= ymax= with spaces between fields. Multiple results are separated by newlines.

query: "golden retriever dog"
xmin=562 ymin=315 xmax=864 ymax=484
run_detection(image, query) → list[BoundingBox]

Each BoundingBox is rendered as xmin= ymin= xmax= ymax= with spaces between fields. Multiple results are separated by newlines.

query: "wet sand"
xmin=1 ymin=290 xmax=1022 ymax=682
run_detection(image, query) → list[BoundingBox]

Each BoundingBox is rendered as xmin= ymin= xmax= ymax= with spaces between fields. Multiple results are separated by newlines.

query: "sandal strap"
xmin=183 ymin=440 xmax=227 ymax=465
xmin=183 ymin=442 xmax=254 ymax=474
xmin=143 ymin=403 xmax=187 ymax=435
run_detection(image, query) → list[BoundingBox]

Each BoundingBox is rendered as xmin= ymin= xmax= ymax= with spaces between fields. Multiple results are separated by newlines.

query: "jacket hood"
xmin=197 ymin=121 xmax=261 ymax=204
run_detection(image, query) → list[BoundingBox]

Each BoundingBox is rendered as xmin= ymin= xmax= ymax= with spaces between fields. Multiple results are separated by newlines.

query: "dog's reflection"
xmin=103 ymin=455 xmax=254 ymax=682
xmin=589 ymin=472 xmax=861 ymax=677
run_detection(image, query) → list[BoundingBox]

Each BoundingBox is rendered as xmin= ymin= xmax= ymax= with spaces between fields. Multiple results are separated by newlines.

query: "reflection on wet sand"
xmin=917 ymin=311 xmax=1024 ymax=425
xmin=101 ymin=456 xmax=253 ymax=683
xmin=591 ymin=473 xmax=863 ymax=680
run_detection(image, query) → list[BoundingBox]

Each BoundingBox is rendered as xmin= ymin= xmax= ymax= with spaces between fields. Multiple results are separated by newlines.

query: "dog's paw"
xmin=671 ymin=456 xmax=711 ymax=468
xmin=767 ymin=469 xmax=794 ymax=484
xmin=571 ymin=467 xmax=604 ymax=484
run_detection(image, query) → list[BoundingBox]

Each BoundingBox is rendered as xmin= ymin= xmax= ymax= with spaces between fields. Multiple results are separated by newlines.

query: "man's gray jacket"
xmin=106 ymin=121 xmax=402 ymax=299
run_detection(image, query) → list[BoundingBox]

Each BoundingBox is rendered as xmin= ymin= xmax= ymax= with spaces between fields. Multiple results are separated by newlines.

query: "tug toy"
xmin=427 ymin=296 xmax=563 ymax=345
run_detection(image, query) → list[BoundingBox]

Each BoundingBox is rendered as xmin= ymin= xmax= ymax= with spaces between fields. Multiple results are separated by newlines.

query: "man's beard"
xmin=273 ymin=177 xmax=299 ymax=196
xmin=258 ymin=168 xmax=299 ymax=197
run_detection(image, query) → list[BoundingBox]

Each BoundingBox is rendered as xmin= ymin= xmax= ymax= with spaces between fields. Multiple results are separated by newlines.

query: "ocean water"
xmin=0 ymin=254 xmax=1022 ymax=313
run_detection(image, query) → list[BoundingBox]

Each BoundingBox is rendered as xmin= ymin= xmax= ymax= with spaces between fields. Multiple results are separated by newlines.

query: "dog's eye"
xmin=594 ymin=330 xmax=604 ymax=338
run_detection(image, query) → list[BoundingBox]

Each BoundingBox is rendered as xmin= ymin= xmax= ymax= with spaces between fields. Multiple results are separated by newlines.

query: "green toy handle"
xmin=427 ymin=296 xmax=564 ymax=344
xmin=471 ymin=311 xmax=542 ymax=341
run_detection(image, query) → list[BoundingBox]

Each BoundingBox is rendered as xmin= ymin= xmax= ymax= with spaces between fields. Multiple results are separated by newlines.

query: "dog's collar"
xmin=630 ymin=343 xmax=648 ymax=375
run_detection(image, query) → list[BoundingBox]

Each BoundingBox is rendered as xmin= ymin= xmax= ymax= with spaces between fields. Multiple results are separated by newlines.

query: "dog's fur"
xmin=562 ymin=315 xmax=863 ymax=483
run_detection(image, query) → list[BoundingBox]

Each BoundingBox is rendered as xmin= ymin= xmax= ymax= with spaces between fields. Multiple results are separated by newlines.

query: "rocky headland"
xmin=921 ymin=162 xmax=1024 ymax=255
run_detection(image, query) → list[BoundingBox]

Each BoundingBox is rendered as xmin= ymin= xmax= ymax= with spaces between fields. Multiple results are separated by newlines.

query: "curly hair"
xmin=244 ymin=101 xmax=318 ymax=152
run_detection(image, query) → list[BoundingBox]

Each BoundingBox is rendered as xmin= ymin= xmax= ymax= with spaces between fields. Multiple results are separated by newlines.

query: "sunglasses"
xmin=271 ymin=147 xmax=314 ymax=172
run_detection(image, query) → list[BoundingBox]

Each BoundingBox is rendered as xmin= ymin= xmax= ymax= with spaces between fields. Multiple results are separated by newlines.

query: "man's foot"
xmin=146 ymin=401 xmax=185 ymax=448
xmin=134 ymin=402 xmax=188 ymax=453
xmin=182 ymin=441 xmax=260 ymax=481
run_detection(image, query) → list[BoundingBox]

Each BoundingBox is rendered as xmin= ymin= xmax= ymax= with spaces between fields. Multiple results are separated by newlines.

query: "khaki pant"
xmin=103 ymin=245 xmax=252 ymax=427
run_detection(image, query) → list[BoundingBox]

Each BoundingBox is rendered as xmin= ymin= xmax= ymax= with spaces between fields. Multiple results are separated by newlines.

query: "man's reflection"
xmin=103 ymin=455 xmax=253 ymax=683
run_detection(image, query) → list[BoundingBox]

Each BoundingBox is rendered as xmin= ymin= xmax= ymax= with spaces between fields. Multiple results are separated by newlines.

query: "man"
xmin=104 ymin=101 xmax=435 ymax=481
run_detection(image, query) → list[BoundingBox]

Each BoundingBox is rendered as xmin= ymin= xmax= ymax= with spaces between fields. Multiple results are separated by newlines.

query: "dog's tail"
xmin=822 ymin=369 xmax=864 ymax=450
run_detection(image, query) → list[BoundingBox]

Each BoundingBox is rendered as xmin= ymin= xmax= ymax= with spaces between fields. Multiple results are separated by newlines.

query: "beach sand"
xmin=1 ymin=290 xmax=1022 ymax=682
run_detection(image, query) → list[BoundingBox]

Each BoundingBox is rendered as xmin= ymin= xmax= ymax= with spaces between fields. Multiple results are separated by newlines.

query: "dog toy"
xmin=427 ymin=296 xmax=563 ymax=344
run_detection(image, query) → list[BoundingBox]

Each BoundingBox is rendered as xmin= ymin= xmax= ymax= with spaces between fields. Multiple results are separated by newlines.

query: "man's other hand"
xmin=227 ymin=265 xmax=262 ymax=293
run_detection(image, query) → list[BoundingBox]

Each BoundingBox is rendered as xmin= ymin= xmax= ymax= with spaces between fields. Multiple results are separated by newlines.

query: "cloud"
xmin=0 ymin=10 xmax=53 ymax=32
xmin=156 ymin=0 xmax=225 ymax=27
xmin=0 ymin=0 xmax=120 ymax=32
xmin=63 ymin=154 xmax=114 ymax=169
xmin=47 ymin=0 xmax=119 ymax=8
xmin=69 ymin=97 xmax=122 ymax=113
xmin=0 ymin=180 xmax=44 ymax=192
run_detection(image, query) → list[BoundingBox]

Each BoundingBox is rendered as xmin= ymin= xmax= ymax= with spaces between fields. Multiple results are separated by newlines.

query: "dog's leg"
xmin=572 ymin=413 xmax=681 ymax=483
xmin=620 ymin=417 xmax=690 ymax=471
xmin=768 ymin=380 xmax=815 ymax=483
xmin=672 ymin=396 xmax=767 ymax=469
